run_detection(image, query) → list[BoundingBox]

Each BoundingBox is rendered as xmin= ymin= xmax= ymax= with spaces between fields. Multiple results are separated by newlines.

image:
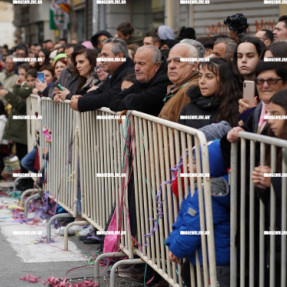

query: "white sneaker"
xmin=77 ymin=224 xmax=94 ymax=236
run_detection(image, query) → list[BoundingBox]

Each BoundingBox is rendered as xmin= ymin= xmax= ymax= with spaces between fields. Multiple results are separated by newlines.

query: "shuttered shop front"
xmin=178 ymin=0 xmax=280 ymax=37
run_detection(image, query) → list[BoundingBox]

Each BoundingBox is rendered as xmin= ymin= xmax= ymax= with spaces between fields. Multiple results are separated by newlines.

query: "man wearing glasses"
xmin=228 ymin=61 xmax=287 ymax=141
xmin=158 ymin=43 xmax=199 ymax=122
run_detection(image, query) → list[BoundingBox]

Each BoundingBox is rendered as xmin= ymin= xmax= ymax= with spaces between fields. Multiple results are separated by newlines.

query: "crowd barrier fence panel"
xmin=230 ymin=131 xmax=287 ymax=287
xmin=40 ymin=98 xmax=78 ymax=217
xmin=77 ymin=108 xmax=133 ymax=256
xmin=33 ymin=99 xmax=222 ymax=286
xmin=128 ymin=110 xmax=217 ymax=287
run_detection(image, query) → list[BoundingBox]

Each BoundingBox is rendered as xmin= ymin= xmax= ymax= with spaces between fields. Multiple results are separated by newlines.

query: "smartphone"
xmin=37 ymin=72 xmax=44 ymax=83
xmin=243 ymin=80 xmax=255 ymax=105
xmin=58 ymin=84 xmax=65 ymax=91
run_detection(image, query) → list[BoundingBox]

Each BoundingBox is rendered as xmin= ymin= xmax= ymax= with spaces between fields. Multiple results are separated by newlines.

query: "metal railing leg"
xmin=64 ymin=220 xmax=88 ymax=251
xmin=24 ymin=193 xmax=41 ymax=217
xmin=13 ymin=177 xmax=22 ymax=192
xmin=46 ymin=213 xmax=74 ymax=242
xmin=94 ymin=251 xmax=126 ymax=284
xmin=20 ymin=188 xmax=41 ymax=207
xmin=109 ymin=258 xmax=144 ymax=287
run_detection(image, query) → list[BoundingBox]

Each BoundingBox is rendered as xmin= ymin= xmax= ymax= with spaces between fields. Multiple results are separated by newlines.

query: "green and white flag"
xmin=50 ymin=4 xmax=70 ymax=30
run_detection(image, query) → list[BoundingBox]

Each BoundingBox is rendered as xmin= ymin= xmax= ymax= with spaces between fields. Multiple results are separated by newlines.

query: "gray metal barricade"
xmin=128 ymin=110 xmax=217 ymax=287
xmin=36 ymin=100 xmax=221 ymax=286
xmin=76 ymin=108 xmax=131 ymax=252
xmin=40 ymin=98 xmax=78 ymax=217
xmin=230 ymin=131 xmax=287 ymax=287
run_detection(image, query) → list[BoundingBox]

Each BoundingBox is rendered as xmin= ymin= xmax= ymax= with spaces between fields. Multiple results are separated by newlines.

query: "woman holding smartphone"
xmin=54 ymin=47 xmax=98 ymax=101
xmin=235 ymin=37 xmax=266 ymax=118
xmin=33 ymin=66 xmax=55 ymax=97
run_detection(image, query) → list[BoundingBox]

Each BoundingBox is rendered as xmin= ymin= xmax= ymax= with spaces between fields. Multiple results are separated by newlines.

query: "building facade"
xmin=8 ymin=0 xmax=287 ymax=45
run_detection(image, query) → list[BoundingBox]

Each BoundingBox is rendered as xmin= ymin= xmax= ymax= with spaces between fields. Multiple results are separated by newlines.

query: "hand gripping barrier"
xmin=40 ymin=98 xmax=78 ymax=217
xmin=230 ymin=131 xmax=287 ymax=287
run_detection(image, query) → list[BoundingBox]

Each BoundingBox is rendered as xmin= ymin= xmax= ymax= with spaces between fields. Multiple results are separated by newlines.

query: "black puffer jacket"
xmin=77 ymin=58 xmax=134 ymax=112
xmin=178 ymin=85 xmax=221 ymax=129
xmin=109 ymin=60 xmax=171 ymax=116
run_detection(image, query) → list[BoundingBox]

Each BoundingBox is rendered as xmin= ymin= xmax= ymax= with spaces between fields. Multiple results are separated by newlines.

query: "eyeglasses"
xmin=166 ymin=57 xmax=182 ymax=65
xmin=95 ymin=66 xmax=103 ymax=72
xmin=254 ymin=78 xmax=283 ymax=86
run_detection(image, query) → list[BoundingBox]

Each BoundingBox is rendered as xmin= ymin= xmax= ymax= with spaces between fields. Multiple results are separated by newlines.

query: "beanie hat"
xmin=53 ymin=53 xmax=67 ymax=65
xmin=158 ymin=25 xmax=175 ymax=40
xmin=81 ymin=41 xmax=94 ymax=50
xmin=205 ymin=139 xmax=227 ymax=177
xmin=178 ymin=26 xmax=196 ymax=41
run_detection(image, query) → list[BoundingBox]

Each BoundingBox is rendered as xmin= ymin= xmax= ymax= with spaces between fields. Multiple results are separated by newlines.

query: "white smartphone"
xmin=243 ymin=80 xmax=255 ymax=105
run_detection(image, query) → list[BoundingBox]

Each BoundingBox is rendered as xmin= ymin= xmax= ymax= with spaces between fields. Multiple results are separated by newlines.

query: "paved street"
xmin=0 ymin=194 xmax=144 ymax=287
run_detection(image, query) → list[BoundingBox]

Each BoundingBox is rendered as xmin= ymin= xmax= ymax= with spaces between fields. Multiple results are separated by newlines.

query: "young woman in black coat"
xmin=179 ymin=57 xmax=242 ymax=129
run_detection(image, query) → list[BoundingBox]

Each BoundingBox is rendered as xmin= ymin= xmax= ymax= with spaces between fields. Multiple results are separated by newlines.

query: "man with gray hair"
xmin=109 ymin=45 xmax=171 ymax=116
xmin=70 ymin=38 xmax=134 ymax=112
xmin=158 ymin=43 xmax=199 ymax=122
xmin=180 ymin=39 xmax=205 ymax=58
xmin=212 ymin=38 xmax=237 ymax=59
xmin=0 ymin=56 xmax=18 ymax=93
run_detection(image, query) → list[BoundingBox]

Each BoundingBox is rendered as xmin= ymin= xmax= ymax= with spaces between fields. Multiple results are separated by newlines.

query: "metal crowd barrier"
xmin=40 ymin=98 xmax=78 ymax=217
xmin=230 ymin=131 xmax=287 ymax=287
xmin=77 ymin=108 xmax=129 ymax=252
xmin=30 ymin=98 xmax=220 ymax=286
xmin=77 ymin=108 xmax=217 ymax=286
xmin=127 ymin=110 xmax=217 ymax=287
xmin=26 ymin=94 xmax=41 ymax=152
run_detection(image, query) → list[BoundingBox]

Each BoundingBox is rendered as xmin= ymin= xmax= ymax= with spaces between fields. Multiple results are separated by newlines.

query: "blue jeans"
xmin=21 ymin=147 xmax=37 ymax=173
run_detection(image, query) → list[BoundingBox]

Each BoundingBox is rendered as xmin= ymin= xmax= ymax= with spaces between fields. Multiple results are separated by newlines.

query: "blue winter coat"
xmin=165 ymin=175 xmax=230 ymax=266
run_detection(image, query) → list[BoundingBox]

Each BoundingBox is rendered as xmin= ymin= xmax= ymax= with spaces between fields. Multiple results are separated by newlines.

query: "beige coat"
xmin=158 ymin=73 xmax=199 ymax=122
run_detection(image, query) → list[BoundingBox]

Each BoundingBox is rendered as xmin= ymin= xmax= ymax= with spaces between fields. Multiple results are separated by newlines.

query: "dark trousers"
xmin=16 ymin=142 xmax=28 ymax=173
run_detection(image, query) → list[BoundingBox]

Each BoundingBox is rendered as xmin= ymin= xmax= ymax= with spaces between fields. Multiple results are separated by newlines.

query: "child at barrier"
xmin=251 ymin=90 xmax=287 ymax=286
xmin=166 ymin=139 xmax=230 ymax=287
xmin=33 ymin=66 xmax=54 ymax=98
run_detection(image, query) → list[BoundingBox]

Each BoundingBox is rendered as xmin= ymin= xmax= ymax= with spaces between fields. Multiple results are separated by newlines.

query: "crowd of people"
xmin=0 ymin=12 xmax=287 ymax=286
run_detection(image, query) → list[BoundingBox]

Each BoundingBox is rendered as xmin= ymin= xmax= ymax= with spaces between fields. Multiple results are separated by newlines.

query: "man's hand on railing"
xmin=251 ymin=166 xmax=271 ymax=189
xmin=118 ymin=110 xmax=127 ymax=124
xmin=227 ymin=126 xmax=244 ymax=143
xmin=69 ymin=95 xmax=82 ymax=111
